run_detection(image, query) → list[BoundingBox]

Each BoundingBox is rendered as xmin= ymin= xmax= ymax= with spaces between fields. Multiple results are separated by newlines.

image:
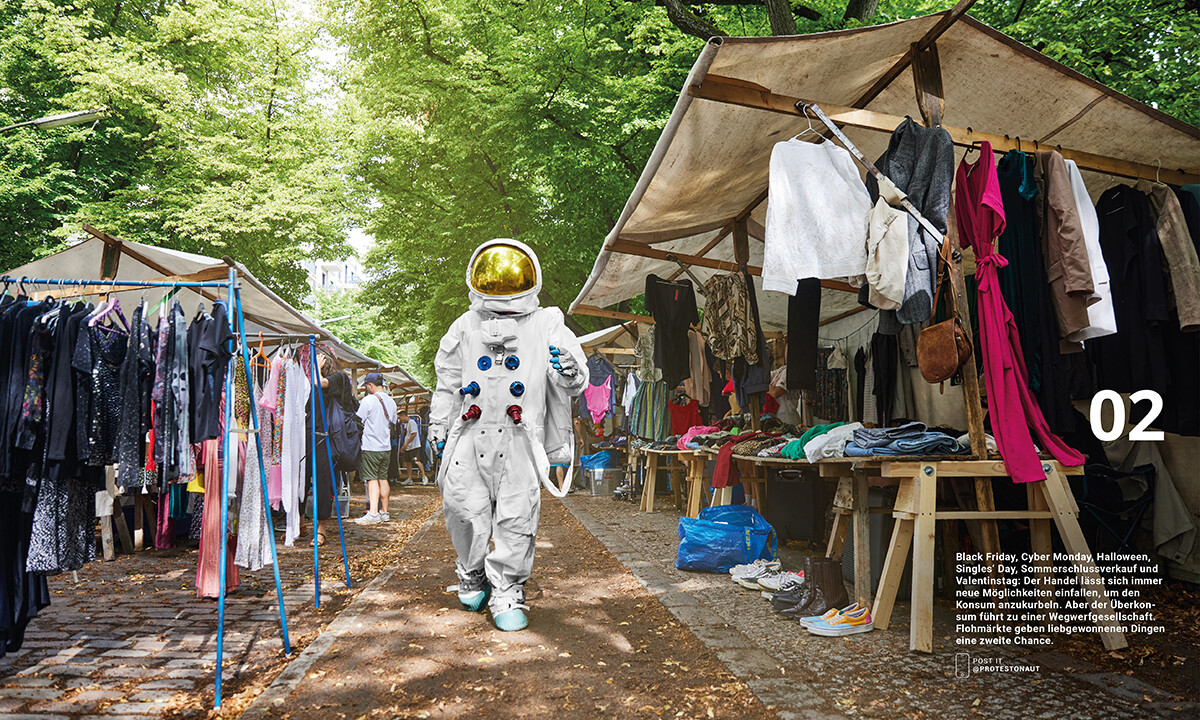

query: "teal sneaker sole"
xmin=493 ymin=609 xmax=528 ymax=632
xmin=458 ymin=587 xmax=490 ymax=612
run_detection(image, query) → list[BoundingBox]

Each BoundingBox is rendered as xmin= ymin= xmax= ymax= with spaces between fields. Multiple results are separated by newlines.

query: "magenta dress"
xmin=954 ymin=142 xmax=1084 ymax=482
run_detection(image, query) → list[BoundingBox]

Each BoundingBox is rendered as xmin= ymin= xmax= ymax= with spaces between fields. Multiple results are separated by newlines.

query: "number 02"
xmin=1089 ymin=390 xmax=1164 ymax=442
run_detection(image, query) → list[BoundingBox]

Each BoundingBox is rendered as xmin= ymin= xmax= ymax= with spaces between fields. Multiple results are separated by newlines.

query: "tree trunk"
xmin=843 ymin=0 xmax=880 ymax=22
xmin=661 ymin=0 xmax=726 ymax=40
xmin=763 ymin=0 xmax=797 ymax=35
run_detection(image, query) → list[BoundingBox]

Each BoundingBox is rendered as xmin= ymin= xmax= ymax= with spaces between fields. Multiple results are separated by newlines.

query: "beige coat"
xmin=1033 ymin=150 xmax=1095 ymax=343
xmin=1135 ymin=179 xmax=1200 ymax=331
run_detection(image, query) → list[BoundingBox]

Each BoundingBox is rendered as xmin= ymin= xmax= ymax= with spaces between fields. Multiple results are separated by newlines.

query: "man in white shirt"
xmin=354 ymin=373 xmax=397 ymax=525
xmin=398 ymin=410 xmax=429 ymax=485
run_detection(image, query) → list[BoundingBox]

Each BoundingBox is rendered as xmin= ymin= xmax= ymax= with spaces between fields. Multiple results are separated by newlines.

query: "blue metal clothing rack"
xmin=1 ymin=272 xmax=292 ymax=709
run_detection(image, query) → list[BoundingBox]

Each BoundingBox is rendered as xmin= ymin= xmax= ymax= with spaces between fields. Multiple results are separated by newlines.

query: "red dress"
xmin=953 ymin=142 xmax=1084 ymax=482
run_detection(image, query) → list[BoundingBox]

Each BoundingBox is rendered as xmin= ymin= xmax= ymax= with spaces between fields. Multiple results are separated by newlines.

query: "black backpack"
xmin=327 ymin=400 xmax=364 ymax=472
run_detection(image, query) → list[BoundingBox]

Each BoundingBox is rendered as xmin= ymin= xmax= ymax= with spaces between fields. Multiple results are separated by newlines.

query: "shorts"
xmin=401 ymin=448 xmax=423 ymax=463
xmin=359 ymin=450 xmax=391 ymax=482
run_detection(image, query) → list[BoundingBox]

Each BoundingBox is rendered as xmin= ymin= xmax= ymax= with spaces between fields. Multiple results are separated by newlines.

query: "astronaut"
xmin=429 ymin=239 xmax=586 ymax=631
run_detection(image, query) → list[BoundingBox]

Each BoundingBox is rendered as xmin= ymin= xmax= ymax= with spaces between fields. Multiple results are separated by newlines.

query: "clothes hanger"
xmin=251 ymin=333 xmax=271 ymax=370
xmin=792 ymin=103 xmax=817 ymax=141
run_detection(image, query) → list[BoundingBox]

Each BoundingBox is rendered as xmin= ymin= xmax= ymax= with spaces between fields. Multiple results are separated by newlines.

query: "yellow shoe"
xmin=806 ymin=606 xmax=873 ymax=636
xmin=798 ymin=602 xmax=861 ymax=628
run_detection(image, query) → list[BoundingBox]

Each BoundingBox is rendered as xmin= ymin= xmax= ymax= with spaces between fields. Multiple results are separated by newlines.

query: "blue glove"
xmin=548 ymin=345 xmax=578 ymax=377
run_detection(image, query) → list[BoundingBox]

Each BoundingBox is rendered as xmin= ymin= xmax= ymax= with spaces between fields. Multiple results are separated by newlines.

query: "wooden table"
xmin=639 ymin=448 xmax=689 ymax=513
xmin=816 ymin=457 xmax=1127 ymax=654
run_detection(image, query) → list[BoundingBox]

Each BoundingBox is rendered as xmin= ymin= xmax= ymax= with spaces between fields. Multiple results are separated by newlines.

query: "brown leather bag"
xmin=917 ymin=242 xmax=972 ymax=390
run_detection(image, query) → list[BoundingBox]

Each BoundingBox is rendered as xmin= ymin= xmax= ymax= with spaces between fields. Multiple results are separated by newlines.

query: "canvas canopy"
xmin=577 ymin=322 xmax=637 ymax=352
xmin=570 ymin=11 xmax=1200 ymax=329
xmin=3 ymin=231 xmax=427 ymax=395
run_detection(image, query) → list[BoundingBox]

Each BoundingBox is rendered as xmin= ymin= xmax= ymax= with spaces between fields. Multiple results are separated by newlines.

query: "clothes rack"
xmin=1 ymin=271 xmax=292 ymax=710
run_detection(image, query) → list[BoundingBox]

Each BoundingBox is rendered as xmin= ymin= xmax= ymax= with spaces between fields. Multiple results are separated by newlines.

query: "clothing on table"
xmin=1135 ymin=178 xmax=1200 ymax=331
xmin=763 ymin=138 xmax=870 ymax=292
xmin=713 ymin=431 xmax=759 ymax=487
xmin=787 ymin=278 xmax=820 ymax=391
xmin=645 ymin=275 xmax=698 ymax=388
xmin=1063 ymin=160 xmax=1117 ymax=342
xmin=852 ymin=421 xmax=927 ymax=448
xmin=667 ymin=397 xmax=702 ymax=436
xmin=802 ymin=422 xmax=863 ymax=460
xmin=845 ymin=432 xmax=964 ymax=456
xmin=699 ymin=272 xmax=759 ymax=364
xmin=1032 ymin=149 xmax=1094 ymax=345
xmin=868 ymin=118 xmax=956 ymax=333
xmin=954 ymin=141 xmax=1084 ymax=483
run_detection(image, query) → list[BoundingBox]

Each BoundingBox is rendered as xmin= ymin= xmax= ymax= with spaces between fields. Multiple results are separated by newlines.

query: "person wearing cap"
xmin=354 ymin=372 xmax=397 ymax=525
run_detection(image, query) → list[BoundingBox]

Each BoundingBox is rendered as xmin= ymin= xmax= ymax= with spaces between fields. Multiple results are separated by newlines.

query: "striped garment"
xmin=629 ymin=380 xmax=671 ymax=441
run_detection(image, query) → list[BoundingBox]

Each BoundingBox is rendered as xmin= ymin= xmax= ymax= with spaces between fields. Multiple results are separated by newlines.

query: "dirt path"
xmin=241 ymin=493 xmax=777 ymax=720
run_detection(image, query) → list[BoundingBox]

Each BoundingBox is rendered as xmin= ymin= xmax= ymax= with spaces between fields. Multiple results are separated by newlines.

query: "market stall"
xmin=570 ymin=5 xmax=1199 ymax=654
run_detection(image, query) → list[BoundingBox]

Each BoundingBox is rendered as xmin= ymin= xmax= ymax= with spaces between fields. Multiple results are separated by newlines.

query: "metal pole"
xmin=309 ymin=335 xmax=321 ymax=608
xmin=313 ymin=361 xmax=352 ymax=588
xmin=233 ymin=286 xmax=292 ymax=654
xmin=0 ymin=276 xmax=228 ymax=288
xmin=215 ymin=269 xmax=236 ymax=708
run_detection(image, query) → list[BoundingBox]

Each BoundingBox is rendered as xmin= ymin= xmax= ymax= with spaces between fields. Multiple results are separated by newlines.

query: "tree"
xmin=0 ymin=0 xmax=360 ymax=303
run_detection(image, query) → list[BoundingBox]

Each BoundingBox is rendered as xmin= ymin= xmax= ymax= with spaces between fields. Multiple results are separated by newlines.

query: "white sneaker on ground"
xmin=354 ymin=513 xmax=381 ymax=525
xmin=734 ymin=563 xmax=780 ymax=589
xmin=757 ymin=571 xmax=805 ymax=592
xmin=399 ymin=479 xmax=414 ymax=486
xmin=729 ymin=558 xmax=781 ymax=581
xmin=380 ymin=512 xmax=390 ymax=522
xmin=421 ymin=478 xmax=430 ymax=485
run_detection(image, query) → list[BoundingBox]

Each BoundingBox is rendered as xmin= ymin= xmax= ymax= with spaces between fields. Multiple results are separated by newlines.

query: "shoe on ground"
xmin=421 ymin=478 xmax=430 ymax=485
xmin=354 ymin=513 xmax=381 ymax=525
xmin=734 ymin=562 xmax=781 ymax=589
xmin=757 ymin=571 xmax=805 ymax=592
xmin=729 ymin=558 xmax=781 ymax=580
xmin=459 ymin=585 xmax=491 ymax=612
xmin=799 ymin=602 xmax=862 ymax=628
xmin=380 ymin=512 xmax=390 ymax=522
xmin=400 ymin=479 xmax=414 ymax=486
xmin=806 ymin=606 xmax=874 ymax=636
xmin=493 ymin=608 xmax=528 ymax=631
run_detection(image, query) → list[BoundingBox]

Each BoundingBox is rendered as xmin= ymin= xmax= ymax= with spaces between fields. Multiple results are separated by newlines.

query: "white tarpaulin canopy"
xmin=571 ymin=12 xmax=1200 ymax=328
xmin=3 ymin=232 xmax=428 ymax=395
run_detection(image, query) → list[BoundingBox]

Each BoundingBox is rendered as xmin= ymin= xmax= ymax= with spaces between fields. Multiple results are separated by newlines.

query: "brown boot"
xmin=793 ymin=557 xmax=849 ymax=618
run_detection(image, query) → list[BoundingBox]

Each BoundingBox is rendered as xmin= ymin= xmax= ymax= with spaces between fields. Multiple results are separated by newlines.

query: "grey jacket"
xmin=866 ymin=118 xmax=956 ymax=334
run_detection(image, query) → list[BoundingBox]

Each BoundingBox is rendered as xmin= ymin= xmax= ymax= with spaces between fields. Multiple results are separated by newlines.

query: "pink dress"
xmin=954 ymin=142 xmax=1084 ymax=482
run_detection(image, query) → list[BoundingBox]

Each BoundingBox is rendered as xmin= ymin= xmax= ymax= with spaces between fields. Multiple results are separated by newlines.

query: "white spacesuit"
xmin=429 ymin=239 xmax=586 ymax=631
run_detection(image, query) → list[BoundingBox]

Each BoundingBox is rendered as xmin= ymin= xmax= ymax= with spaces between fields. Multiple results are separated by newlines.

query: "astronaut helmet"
xmin=466 ymin=239 xmax=543 ymax=315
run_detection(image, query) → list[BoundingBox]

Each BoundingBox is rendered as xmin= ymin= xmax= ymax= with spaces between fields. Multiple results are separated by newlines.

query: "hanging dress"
xmin=953 ymin=142 xmax=1084 ymax=482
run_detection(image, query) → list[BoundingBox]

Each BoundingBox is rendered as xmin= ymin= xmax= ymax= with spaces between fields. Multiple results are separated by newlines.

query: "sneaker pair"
xmin=354 ymin=512 xmax=381 ymax=525
xmin=757 ymin=570 xmax=804 ymax=592
xmin=733 ymin=561 xmax=784 ymax=590
xmin=801 ymin=603 xmax=873 ymax=636
xmin=729 ymin=558 xmax=781 ymax=580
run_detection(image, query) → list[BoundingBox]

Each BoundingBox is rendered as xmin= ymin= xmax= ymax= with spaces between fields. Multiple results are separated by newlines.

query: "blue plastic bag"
xmin=675 ymin=505 xmax=778 ymax=573
xmin=579 ymin=451 xmax=616 ymax=469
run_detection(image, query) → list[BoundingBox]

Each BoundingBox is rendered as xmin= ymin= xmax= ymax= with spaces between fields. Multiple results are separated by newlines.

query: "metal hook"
xmin=1154 ymin=158 xmax=1162 ymax=183
xmin=1016 ymin=136 xmax=1022 ymax=153
xmin=792 ymin=101 xmax=817 ymax=140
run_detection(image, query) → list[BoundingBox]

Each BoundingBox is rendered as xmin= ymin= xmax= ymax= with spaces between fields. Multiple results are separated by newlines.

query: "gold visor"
xmin=468 ymin=244 xmax=537 ymax=296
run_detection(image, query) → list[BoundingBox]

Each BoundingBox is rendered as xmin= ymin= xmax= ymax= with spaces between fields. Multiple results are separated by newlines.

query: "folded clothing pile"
xmin=842 ymin=421 xmax=967 ymax=457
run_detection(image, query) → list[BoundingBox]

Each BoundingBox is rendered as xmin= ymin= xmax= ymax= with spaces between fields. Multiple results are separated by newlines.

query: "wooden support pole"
xmin=687 ymin=76 xmax=1197 ymax=186
xmin=852 ymin=467 xmax=872 ymax=605
xmin=910 ymin=465 xmax=938 ymax=652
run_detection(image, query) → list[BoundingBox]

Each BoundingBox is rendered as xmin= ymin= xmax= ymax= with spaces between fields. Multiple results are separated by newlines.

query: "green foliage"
xmin=0 ymin=0 xmax=359 ymax=302
xmin=306 ymin=287 xmax=432 ymax=385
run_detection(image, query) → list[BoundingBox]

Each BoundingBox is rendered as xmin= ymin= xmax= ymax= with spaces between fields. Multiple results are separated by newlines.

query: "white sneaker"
xmin=420 ymin=478 xmax=430 ymax=485
xmin=757 ymin=571 xmax=804 ymax=592
xmin=729 ymin=559 xmax=781 ymax=581
xmin=380 ymin=512 xmax=390 ymax=522
xmin=400 ymin=479 xmax=414 ymax=486
xmin=734 ymin=562 xmax=780 ymax=589
xmin=354 ymin=513 xmax=381 ymax=525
